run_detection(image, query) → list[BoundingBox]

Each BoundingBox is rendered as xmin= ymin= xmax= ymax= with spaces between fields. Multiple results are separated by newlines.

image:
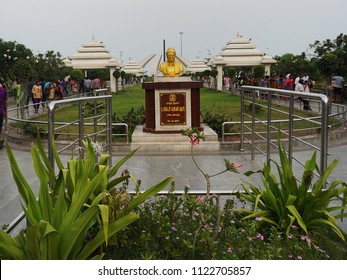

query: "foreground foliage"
xmin=106 ymin=184 xmax=347 ymax=260
xmin=0 ymin=137 xmax=172 ymax=259
xmin=240 ymin=139 xmax=347 ymax=241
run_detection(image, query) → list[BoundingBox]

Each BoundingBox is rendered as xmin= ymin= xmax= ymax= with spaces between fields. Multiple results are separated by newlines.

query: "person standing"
xmin=12 ymin=79 xmax=17 ymax=101
xmin=59 ymin=79 xmax=67 ymax=96
xmin=303 ymin=80 xmax=312 ymax=111
xmin=92 ymin=76 xmax=101 ymax=93
xmin=0 ymin=80 xmax=8 ymax=149
xmin=79 ymin=78 xmax=85 ymax=95
xmin=16 ymin=81 xmax=23 ymax=108
xmin=84 ymin=77 xmax=92 ymax=96
xmin=332 ymin=75 xmax=345 ymax=103
xmin=26 ymin=77 xmax=34 ymax=108
xmin=32 ymin=80 xmax=42 ymax=114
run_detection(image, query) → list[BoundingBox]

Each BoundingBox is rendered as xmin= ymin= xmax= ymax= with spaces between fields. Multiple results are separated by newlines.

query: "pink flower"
xmin=196 ymin=195 xmax=205 ymax=202
xmin=247 ymin=236 xmax=252 ymax=241
xmin=233 ymin=163 xmax=243 ymax=168
xmin=190 ymin=135 xmax=200 ymax=145
xmin=301 ymin=236 xmax=311 ymax=243
xmin=227 ymin=248 xmax=232 ymax=253
xmin=255 ymin=217 xmax=262 ymax=221
xmin=256 ymin=233 xmax=264 ymax=241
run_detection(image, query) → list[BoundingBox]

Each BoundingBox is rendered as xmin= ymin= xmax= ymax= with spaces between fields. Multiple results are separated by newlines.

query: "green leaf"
xmin=59 ymin=205 xmax=99 ymax=259
xmin=108 ymin=147 xmax=140 ymax=178
xmin=59 ymin=166 xmax=108 ymax=237
xmin=25 ymin=225 xmax=41 ymax=259
xmin=120 ymin=177 xmax=173 ymax=216
xmin=76 ymin=212 xmax=139 ymax=260
xmin=99 ymin=205 xmax=109 ymax=246
xmin=286 ymin=205 xmax=307 ymax=234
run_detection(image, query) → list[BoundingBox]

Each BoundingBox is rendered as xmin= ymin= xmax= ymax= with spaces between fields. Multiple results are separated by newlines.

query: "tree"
xmin=69 ymin=69 xmax=84 ymax=82
xmin=226 ymin=67 xmax=236 ymax=92
xmin=210 ymin=69 xmax=218 ymax=90
xmin=253 ymin=65 xmax=265 ymax=79
xmin=11 ymin=59 xmax=34 ymax=81
xmin=310 ymin=33 xmax=347 ymax=80
xmin=0 ymin=39 xmax=34 ymax=81
xmin=34 ymin=50 xmax=68 ymax=81
xmin=113 ymin=69 xmax=121 ymax=92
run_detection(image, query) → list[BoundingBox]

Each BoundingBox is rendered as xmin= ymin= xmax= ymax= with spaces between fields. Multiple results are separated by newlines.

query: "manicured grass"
xmin=112 ymin=85 xmax=241 ymax=117
xmin=30 ymin=84 xmax=327 ymax=140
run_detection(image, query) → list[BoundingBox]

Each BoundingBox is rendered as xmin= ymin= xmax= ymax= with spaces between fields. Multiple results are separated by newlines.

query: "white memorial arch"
xmin=64 ymin=34 xmax=276 ymax=92
xmin=210 ymin=33 xmax=277 ymax=90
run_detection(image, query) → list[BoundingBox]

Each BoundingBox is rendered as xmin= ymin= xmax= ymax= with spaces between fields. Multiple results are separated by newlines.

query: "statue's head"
xmin=166 ymin=48 xmax=176 ymax=63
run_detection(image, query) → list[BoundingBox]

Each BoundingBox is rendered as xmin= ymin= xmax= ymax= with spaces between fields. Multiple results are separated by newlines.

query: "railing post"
xmin=93 ymin=100 xmax=98 ymax=163
xmin=107 ymin=96 xmax=113 ymax=166
xmin=240 ymin=87 xmax=244 ymax=152
xmin=267 ymin=91 xmax=272 ymax=162
xmin=251 ymin=89 xmax=256 ymax=161
xmin=48 ymin=103 xmax=55 ymax=178
xmin=79 ymin=100 xmax=85 ymax=159
xmin=288 ymin=94 xmax=294 ymax=166
xmin=321 ymin=95 xmax=329 ymax=175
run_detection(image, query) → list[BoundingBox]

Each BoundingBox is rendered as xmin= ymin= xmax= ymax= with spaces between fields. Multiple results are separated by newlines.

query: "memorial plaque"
xmin=160 ymin=92 xmax=186 ymax=125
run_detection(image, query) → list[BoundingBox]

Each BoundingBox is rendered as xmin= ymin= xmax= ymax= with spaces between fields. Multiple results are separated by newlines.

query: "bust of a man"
xmin=159 ymin=47 xmax=184 ymax=77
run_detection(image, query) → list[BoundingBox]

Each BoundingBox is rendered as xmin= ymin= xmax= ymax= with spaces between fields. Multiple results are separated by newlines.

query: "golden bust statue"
xmin=159 ymin=47 xmax=184 ymax=77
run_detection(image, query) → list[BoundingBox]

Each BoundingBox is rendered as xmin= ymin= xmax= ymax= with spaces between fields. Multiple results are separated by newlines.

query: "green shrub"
xmin=0 ymin=137 xmax=172 ymax=259
xmin=112 ymin=106 xmax=145 ymax=140
xmin=239 ymin=138 xmax=347 ymax=241
xmin=104 ymin=184 xmax=344 ymax=260
xmin=201 ymin=107 xmax=233 ymax=138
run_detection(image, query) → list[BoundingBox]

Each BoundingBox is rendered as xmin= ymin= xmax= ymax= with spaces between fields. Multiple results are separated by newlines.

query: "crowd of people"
xmin=218 ymin=72 xmax=316 ymax=110
xmin=22 ymin=76 xmax=103 ymax=114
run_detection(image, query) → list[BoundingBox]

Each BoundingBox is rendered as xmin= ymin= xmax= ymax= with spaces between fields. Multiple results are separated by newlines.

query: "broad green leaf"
xmin=99 ymin=205 xmax=109 ymax=246
xmin=5 ymin=141 xmax=37 ymax=208
xmin=0 ymin=241 xmax=27 ymax=260
xmin=76 ymin=212 xmax=139 ymax=260
xmin=121 ymin=177 xmax=173 ymax=216
xmin=59 ymin=205 xmax=99 ymax=259
xmin=25 ymin=225 xmax=40 ymax=259
xmin=108 ymin=147 xmax=140 ymax=178
xmin=286 ymin=205 xmax=307 ymax=234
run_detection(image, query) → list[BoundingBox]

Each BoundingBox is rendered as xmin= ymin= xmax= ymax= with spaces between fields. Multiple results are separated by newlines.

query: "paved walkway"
xmin=1 ymin=97 xmax=347 ymax=234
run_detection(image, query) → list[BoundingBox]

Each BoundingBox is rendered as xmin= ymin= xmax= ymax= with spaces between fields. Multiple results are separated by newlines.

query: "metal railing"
xmin=47 ymin=94 xmax=113 ymax=169
xmin=238 ymin=86 xmax=331 ymax=174
xmin=5 ymin=92 xmax=129 ymax=154
xmin=4 ymin=93 xmax=116 ymax=235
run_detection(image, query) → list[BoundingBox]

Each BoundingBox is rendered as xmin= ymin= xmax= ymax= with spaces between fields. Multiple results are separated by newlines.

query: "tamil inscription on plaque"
xmin=160 ymin=92 xmax=186 ymax=125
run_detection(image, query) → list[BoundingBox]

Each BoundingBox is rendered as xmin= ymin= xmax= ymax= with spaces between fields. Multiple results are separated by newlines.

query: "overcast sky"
xmin=1 ymin=0 xmax=346 ymax=63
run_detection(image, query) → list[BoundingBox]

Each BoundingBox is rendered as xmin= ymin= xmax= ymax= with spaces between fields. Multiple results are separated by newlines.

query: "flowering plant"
xmin=182 ymin=127 xmax=243 ymax=200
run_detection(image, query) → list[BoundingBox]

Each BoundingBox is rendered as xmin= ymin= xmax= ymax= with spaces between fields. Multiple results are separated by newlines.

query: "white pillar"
xmin=264 ymin=65 xmax=271 ymax=75
xmin=109 ymin=67 xmax=116 ymax=92
xmin=217 ymin=65 xmax=223 ymax=91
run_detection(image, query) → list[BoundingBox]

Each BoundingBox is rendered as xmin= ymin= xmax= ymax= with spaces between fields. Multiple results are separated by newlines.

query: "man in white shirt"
xmin=332 ymin=75 xmax=345 ymax=103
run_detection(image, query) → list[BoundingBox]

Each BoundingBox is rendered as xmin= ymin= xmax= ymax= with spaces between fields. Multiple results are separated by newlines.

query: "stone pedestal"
xmin=142 ymin=77 xmax=203 ymax=133
xmin=131 ymin=124 xmax=220 ymax=152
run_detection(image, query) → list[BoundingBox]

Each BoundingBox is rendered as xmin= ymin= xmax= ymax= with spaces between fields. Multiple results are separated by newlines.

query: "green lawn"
xmin=29 ymin=84 xmax=326 ymax=140
xmin=112 ymin=85 xmax=241 ymax=117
